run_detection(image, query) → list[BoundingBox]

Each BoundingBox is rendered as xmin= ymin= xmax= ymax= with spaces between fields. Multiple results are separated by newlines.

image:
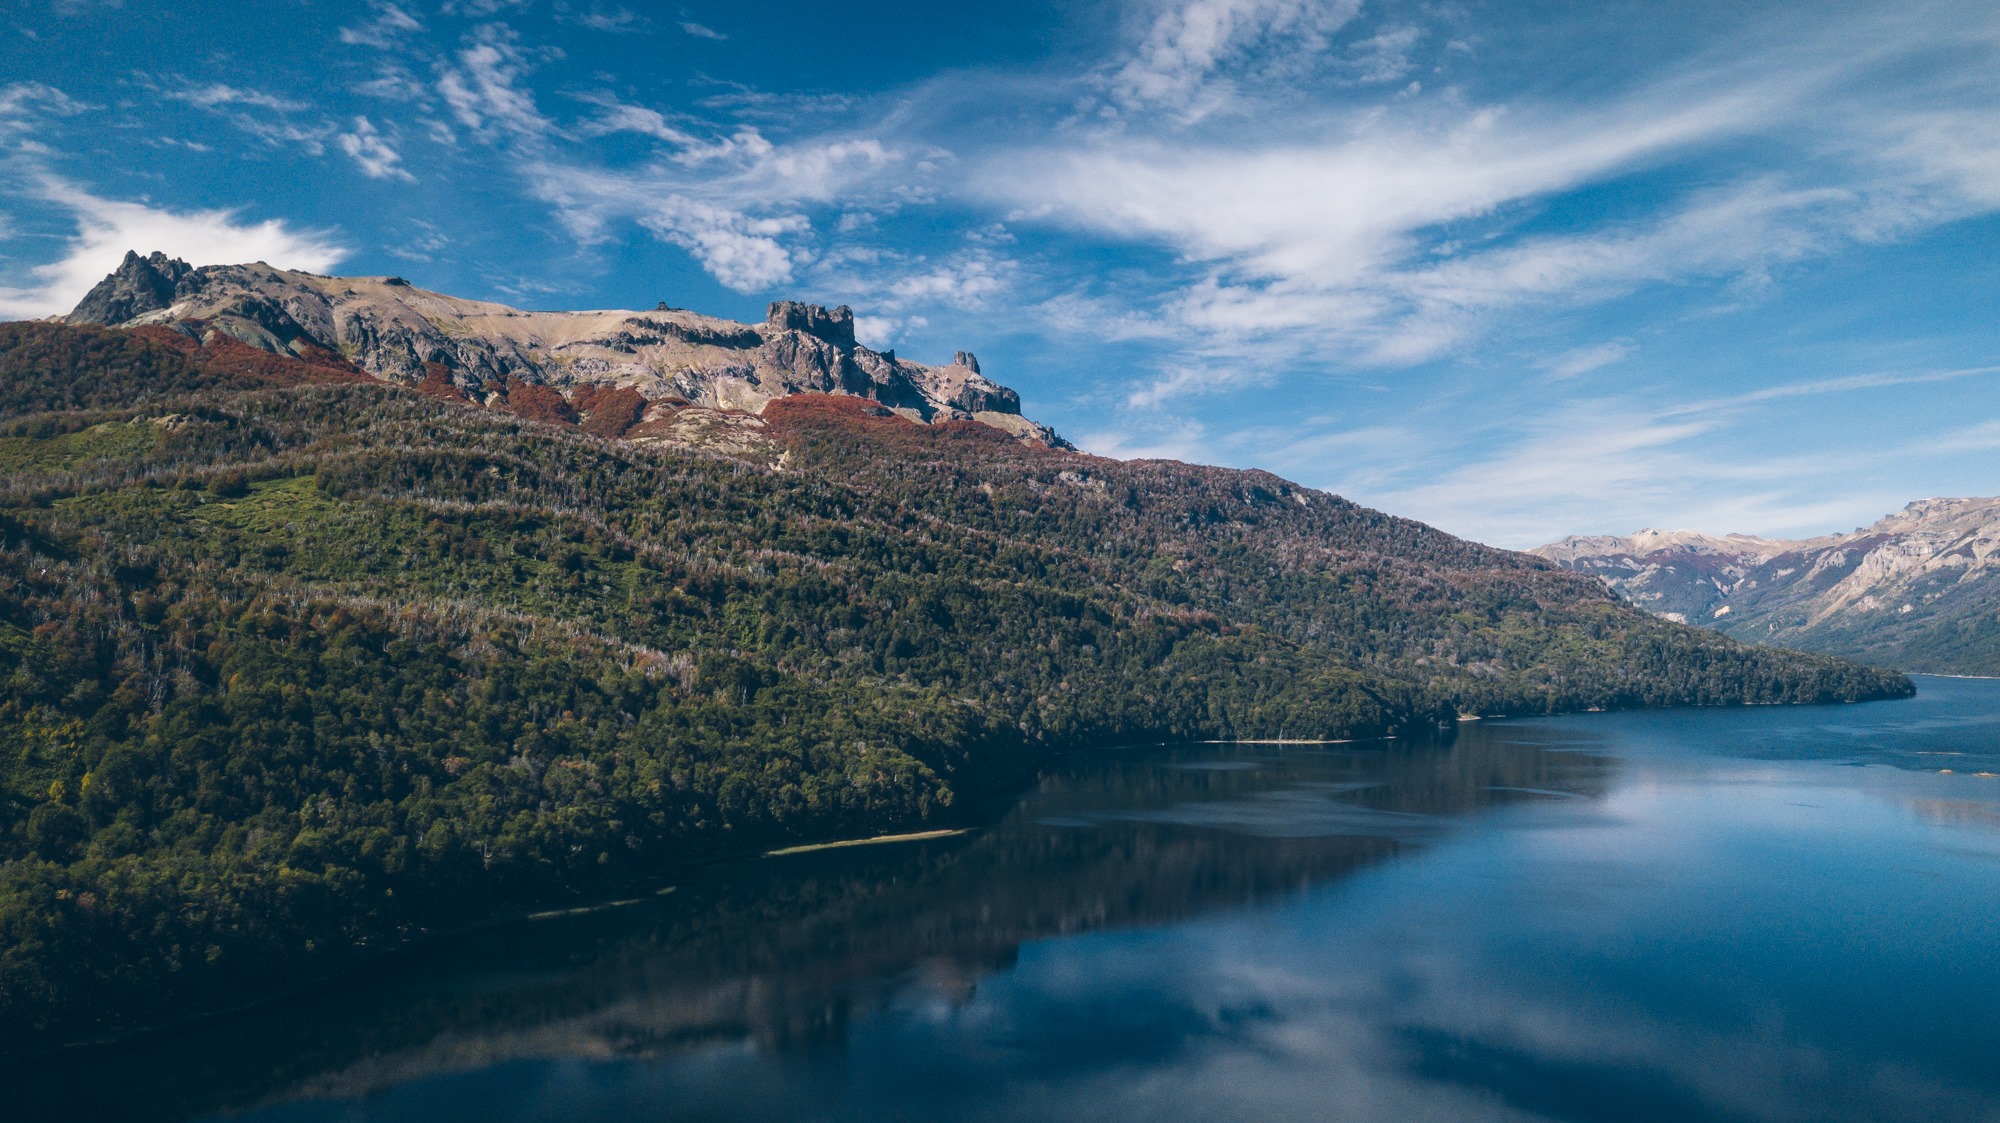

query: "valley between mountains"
xmin=0 ymin=257 xmax=1910 ymax=1051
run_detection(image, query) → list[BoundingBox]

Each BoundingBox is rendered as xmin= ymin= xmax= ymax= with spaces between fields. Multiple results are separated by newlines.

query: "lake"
xmin=18 ymin=675 xmax=2000 ymax=1122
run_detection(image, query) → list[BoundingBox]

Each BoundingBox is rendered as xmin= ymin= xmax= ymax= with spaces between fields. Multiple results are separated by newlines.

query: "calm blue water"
xmin=32 ymin=677 xmax=2000 ymax=1122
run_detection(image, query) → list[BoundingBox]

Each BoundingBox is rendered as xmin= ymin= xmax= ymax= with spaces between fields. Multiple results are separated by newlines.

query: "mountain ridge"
xmin=64 ymin=250 xmax=1065 ymax=449
xmin=1534 ymin=497 xmax=2000 ymax=673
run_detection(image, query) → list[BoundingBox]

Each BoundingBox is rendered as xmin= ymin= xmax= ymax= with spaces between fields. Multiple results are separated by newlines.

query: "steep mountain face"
xmin=1534 ymin=499 xmax=2000 ymax=673
xmin=0 ymin=319 xmax=1909 ymax=1050
xmin=65 ymin=251 xmax=1063 ymax=448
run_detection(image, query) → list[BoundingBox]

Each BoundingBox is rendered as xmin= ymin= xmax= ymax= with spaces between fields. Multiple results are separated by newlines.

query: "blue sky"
xmin=3 ymin=0 xmax=1998 ymax=547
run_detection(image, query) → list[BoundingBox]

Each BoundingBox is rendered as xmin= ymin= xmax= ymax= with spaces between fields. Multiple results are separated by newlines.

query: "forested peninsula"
xmin=0 ymin=321 xmax=1910 ymax=1050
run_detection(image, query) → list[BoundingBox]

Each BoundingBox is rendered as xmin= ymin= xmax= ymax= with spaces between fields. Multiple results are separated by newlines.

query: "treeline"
xmin=0 ymin=324 xmax=1910 ymax=1050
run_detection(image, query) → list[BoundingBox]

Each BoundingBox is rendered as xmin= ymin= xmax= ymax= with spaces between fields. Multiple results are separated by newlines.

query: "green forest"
xmin=0 ymin=322 xmax=1910 ymax=1050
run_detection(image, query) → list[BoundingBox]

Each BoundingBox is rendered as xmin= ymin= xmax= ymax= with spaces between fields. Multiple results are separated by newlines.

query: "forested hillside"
xmin=0 ymin=322 xmax=1910 ymax=1050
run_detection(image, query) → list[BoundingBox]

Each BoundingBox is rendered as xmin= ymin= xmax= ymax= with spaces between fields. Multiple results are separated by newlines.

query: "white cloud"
xmin=149 ymin=77 xmax=335 ymax=155
xmin=338 ymin=116 xmax=414 ymax=181
xmin=990 ymin=88 xmax=1799 ymax=313
xmin=1109 ymin=0 xmax=1364 ymax=115
xmin=0 ymin=82 xmax=86 ymax=137
xmin=1340 ymin=26 xmax=1422 ymax=85
xmin=635 ymin=196 xmax=804 ymax=290
xmin=520 ymin=133 xmax=895 ymax=292
xmin=0 ymin=181 xmax=346 ymax=320
xmin=353 ymin=64 xmax=432 ymax=104
xmin=571 ymin=93 xmax=788 ymax=168
xmin=1676 ymin=365 xmax=2000 ymax=414
xmin=227 ymin=117 xmax=337 ymax=156
xmin=553 ymin=4 xmax=648 ymax=34
xmin=884 ymin=254 xmax=1010 ymax=307
xmin=339 ymin=1 xmax=422 ymax=49
xmin=573 ymin=97 xmax=694 ymax=143
xmin=437 ymin=25 xmax=554 ymax=141
xmin=852 ymin=313 xmax=926 ymax=349
xmin=1126 ymin=365 xmax=1243 ymax=409
xmin=1325 ymin=362 xmax=2000 ymax=547
xmin=527 ymin=150 xmax=828 ymax=291
xmin=1540 ymin=342 xmax=1632 ymax=380
xmin=390 ymin=219 xmax=451 ymax=262
xmin=441 ymin=0 xmax=526 ymax=16
xmin=158 ymin=82 xmax=309 ymax=113
xmin=984 ymin=4 xmax=2000 ymax=370
xmin=679 ymin=19 xmax=725 ymax=41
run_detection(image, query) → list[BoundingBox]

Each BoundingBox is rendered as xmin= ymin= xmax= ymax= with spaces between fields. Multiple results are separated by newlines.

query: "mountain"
xmin=0 ymin=263 xmax=1909 ymax=1050
xmin=65 ymin=250 xmax=1064 ymax=449
xmin=1533 ymin=499 xmax=2000 ymax=674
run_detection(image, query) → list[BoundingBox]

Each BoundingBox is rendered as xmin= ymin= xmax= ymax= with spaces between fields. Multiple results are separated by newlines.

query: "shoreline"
xmin=1911 ymin=672 xmax=2000 ymax=681
xmin=1199 ymin=738 xmax=1359 ymax=745
xmin=764 ymin=828 xmax=971 ymax=857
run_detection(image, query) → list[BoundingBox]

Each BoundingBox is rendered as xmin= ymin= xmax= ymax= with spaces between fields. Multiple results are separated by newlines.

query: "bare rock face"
xmin=68 ymin=251 xmax=202 ymax=325
xmin=62 ymin=253 xmax=1067 ymax=448
xmin=1533 ymin=498 xmax=2000 ymax=673
xmin=765 ymin=300 xmax=856 ymax=348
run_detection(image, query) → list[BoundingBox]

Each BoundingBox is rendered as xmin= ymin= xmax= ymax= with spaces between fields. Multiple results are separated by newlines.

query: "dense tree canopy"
xmin=0 ymin=323 xmax=1909 ymax=1049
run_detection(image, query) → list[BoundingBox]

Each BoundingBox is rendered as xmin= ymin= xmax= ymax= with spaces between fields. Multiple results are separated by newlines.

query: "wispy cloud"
xmin=157 ymin=82 xmax=308 ymax=113
xmin=147 ymin=76 xmax=339 ymax=155
xmin=554 ymin=3 xmax=650 ymax=34
xmin=1662 ymin=364 xmax=2000 ymax=417
xmin=1123 ymin=364 xmax=1263 ymax=409
xmin=0 ymin=81 xmax=339 ymax=317
xmin=978 ymin=2 xmax=2000 ymax=376
xmin=1106 ymin=0 xmax=1364 ymax=117
xmin=1333 ymin=362 xmax=2000 ymax=546
xmin=0 ymin=82 xmax=87 ymax=137
xmin=524 ymin=134 xmax=895 ymax=290
xmin=436 ymin=25 xmax=555 ymax=141
xmin=678 ymin=13 xmax=726 ymax=41
xmin=1541 ymin=342 xmax=1632 ymax=380
xmin=440 ymin=0 xmax=527 ymax=16
xmin=338 ymin=2 xmax=422 ymax=51
xmin=352 ymin=63 xmax=433 ymax=104
xmin=337 ymin=116 xmax=414 ymax=181
xmin=0 ymin=180 xmax=346 ymax=319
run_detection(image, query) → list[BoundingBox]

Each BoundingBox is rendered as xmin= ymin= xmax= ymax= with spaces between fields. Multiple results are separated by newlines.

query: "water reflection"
xmin=15 ymin=678 xmax=2000 ymax=1123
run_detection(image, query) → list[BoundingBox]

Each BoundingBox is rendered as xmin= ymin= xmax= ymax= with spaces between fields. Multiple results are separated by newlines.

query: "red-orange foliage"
xmin=415 ymin=362 xmax=471 ymax=403
xmin=570 ymin=383 xmax=647 ymax=438
xmin=498 ymin=378 xmax=580 ymax=426
xmin=129 ymin=325 xmax=371 ymax=386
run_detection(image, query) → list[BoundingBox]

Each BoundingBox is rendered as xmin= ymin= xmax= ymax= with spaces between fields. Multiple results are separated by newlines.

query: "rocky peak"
xmin=57 ymin=252 xmax=1069 ymax=449
xmin=765 ymin=301 xmax=856 ymax=349
xmin=68 ymin=251 xmax=203 ymax=326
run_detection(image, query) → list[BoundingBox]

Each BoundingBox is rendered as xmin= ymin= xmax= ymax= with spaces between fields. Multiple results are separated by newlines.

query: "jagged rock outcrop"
xmin=63 ymin=252 xmax=1066 ymax=447
xmin=66 ymin=250 xmax=199 ymax=325
xmin=764 ymin=300 xmax=856 ymax=347
xmin=1534 ymin=498 xmax=2000 ymax=673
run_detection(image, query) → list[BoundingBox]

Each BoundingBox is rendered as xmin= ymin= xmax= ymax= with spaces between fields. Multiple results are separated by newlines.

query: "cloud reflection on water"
xmin=17 ymin=680 xmax=2000 ymax=1123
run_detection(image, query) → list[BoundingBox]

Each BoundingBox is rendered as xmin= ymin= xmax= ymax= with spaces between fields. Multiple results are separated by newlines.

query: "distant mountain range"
xmin=66 ymin=250 xmax=1064 ymax=449
xmin=1534 ymin=498 xmax=2000 ymax=674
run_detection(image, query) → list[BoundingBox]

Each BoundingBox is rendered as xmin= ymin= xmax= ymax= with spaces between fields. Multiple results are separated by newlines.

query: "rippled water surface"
xmin=26 ymin=676 xmax=2000 ymax=1122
